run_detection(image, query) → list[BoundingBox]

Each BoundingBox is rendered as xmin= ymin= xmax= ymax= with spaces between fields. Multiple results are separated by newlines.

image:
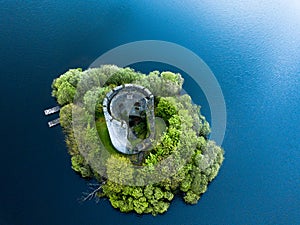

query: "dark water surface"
xmin=0 ymin=1 xmax=299 ymax=224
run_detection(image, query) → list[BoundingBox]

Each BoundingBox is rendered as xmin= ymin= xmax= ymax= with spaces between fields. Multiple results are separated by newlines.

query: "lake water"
xmin=0 ymin=0 xmax=299 ymax=224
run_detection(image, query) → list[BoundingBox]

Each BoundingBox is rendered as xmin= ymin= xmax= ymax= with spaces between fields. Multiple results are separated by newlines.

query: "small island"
xmin=51 ymin=65 xmax=224 ymax=215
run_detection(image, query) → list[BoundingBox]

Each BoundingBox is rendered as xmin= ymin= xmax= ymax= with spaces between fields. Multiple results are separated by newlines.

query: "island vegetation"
xmin=51 ymin=65 xmax=224 ymax=215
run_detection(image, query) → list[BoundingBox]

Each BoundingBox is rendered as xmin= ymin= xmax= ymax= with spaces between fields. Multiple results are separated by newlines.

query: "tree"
xmin=154 ymin=187 xmax=164 ymax=200
xmin=151 ymin=200 xmax=170 ymax=214
xmin=83 ymin=87 xmax=102 ymax=115
xmin=134 ymin=70 xmax=183 ymax=97
xmin=52 ymin=68 xmax=82 ymax=105
xmin=133 ymin=197 xmax=148 ymax=214
xmin=163 ymin=191 xmax=174 ymax=201
xmin=160 ymin=71 xmax=184 ymax=96
xmin=199 ymin=115 xmax=211 ymax=137
xmin=105 ymin=67 xmax=142 ymax=86
xmin=156 ymin=97 xmax=177 ymax=121
xmin=56 ymin=81 xmax=76 ymax=105
xmin=119 ymin=196 xmax=134 ymax=212
xmin=144 ymin=185 xmax=154 ymax=200
xmin=180 ymin=174 xmax=192 ymax=192
xmin=106 ymin=155 xmax=134 ymax=185
xmin=184 ymin=190 xmax=200 ymax=204
xmin=59 ymin=103 xmax=73 ymax=130
xmin=161 ymin=71 xmax=180 ymax=83
xmin=71 ymin=154 xmax=92 ymax=178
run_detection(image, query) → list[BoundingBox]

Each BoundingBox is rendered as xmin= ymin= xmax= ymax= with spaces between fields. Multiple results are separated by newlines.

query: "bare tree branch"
xmin=80 ymin=181 xmax=105 ymax=202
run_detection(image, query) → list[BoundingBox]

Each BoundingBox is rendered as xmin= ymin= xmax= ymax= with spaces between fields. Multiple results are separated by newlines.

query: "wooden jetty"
xmin=44 ymin=106 xmax=60 ymax=115
xmin=48 ymin=118 xmax=60 ymax=127
xmin=44 ymin=105 xmax=60 ymax=127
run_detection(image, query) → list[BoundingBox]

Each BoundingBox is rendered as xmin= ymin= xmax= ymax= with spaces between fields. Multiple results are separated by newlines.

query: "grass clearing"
xmin=95 ymin=116 xmax=167 ymax=157
xmin=95 ymin=116 xmax=119 ymax=155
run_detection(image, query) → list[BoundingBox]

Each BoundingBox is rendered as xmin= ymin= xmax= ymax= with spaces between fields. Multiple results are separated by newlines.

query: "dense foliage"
xmin=52 ymin=65 xmax=224 ymax=215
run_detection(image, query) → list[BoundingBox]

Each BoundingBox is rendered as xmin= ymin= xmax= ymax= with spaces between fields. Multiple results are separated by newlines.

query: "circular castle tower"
xmin=103 ymin=84 xmax=155 ymax=154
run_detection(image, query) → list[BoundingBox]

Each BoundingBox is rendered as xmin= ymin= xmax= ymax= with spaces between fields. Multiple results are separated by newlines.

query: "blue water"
xmin=1 ymin=0 xmax=299 ymax=224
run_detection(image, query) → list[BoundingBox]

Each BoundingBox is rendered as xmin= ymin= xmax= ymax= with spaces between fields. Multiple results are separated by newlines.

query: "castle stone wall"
xmin=103 ymin=84 xmax=155 ymax=154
